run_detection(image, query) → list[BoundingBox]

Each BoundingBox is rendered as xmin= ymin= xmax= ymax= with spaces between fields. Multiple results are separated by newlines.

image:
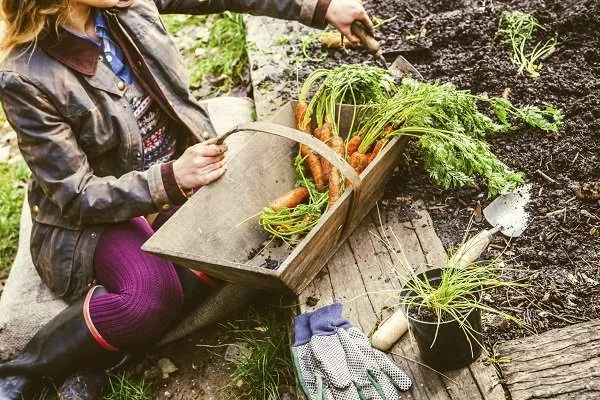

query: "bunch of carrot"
xmin=258 ymin=65 xmax=398 ymax=244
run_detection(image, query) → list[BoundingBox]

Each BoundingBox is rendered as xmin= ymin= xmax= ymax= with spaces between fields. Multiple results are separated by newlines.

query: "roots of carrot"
xmin=300 ymin=144 xmax=325 ymax=190
xmin=268 ymin=187 xmax=310 ymax=212
xmin=328 ymin=167 xmax=341 ymax=208
xmin=350 ymin=152 xmax=369 ymax=175
xmin=295 ymin=101 xmax=311 ymax=133
xmin=347 ymin=135 xmax=362 ymax=157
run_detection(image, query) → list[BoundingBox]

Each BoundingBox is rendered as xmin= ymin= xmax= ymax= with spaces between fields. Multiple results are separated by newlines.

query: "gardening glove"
xmin=292 ymin=310 xmax=362 ymax=400
xmin=308 ymin=304 xmax=412 ymax=399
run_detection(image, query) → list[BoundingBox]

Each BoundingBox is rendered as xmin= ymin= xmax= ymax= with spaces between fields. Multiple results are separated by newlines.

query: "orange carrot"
xmin=350 ymin=152 xmax=369 ymax=175
xmin=320 ymin=122 xmax=333 ymax=144
xmin=327 ymin=136 xmax=346 ymax=208
xmin=300 ymin=145 xmax=325 ymax=190
xmin=313 ymin=127 xmax=323 ymax=141
xmin=269 ymin=187 xmax=309 ymax=211
xmin=368 ymin=138 xmax=388 ymax=164
xmin=320 ymin=157 xmax=331 ymax=186
xmin=328 ymin=168 xmax=341 ymax=207
xmin=347 ymin=135 xmax=362 ymax=157
xmin=295 ymin=101 xmax=310 ymax=133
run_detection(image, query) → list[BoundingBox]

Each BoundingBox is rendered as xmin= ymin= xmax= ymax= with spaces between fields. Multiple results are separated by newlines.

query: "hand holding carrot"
xmin=173 ymin=138 xmax=228 ymax=190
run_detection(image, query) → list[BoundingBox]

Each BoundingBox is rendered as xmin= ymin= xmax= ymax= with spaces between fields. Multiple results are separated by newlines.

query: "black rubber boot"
xmin=57 ymin=370 xmax=110 ymax=400
xmin=0 ymin=286 xmax=123 ymax=399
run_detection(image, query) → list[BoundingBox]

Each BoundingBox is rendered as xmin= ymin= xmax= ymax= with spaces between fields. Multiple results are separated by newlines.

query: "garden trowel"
xmin=350 ymin=21 xmax=423 ymax=79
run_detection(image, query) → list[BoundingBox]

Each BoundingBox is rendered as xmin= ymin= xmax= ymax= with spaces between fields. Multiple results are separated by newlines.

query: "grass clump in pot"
xmin=497 ymin=11 xmax=559 ymax=78
xmin=377 ymin=222 xmax=529 ymax=369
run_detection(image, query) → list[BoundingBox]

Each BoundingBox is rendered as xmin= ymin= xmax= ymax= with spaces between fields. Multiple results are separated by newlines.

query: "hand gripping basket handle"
xmin=216 ymin=121 xmax=362 ymax=214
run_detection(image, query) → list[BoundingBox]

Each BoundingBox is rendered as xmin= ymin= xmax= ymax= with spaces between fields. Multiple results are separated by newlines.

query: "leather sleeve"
xmin=153 ymin=0 xmax=332 ymax=29
xmin=0 ymin=71 xmax=174 ymax=225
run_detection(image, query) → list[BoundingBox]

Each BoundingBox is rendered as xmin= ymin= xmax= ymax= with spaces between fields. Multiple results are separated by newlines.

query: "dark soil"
xmin=286 ymin=0 xmax=600 ymax=344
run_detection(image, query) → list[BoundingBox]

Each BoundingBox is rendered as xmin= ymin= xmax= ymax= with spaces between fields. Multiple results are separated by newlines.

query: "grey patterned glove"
xmin=292 ymin=303 xmax=411 ymax=400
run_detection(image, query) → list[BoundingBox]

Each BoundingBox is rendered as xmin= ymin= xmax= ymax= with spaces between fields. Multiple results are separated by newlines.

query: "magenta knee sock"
xmin=89 ymin=218 xmax=184 ymax=349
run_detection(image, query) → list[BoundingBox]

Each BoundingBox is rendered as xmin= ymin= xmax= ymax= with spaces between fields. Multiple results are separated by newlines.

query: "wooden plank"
xmin=469 ymin=358 xmax=506 ymax=400
xmin=245 ymin=16 xmax=313 ymax=119
xmin=411 ymin=202 xmax=447 ymax=268
xmin=499 ymin=319 xmax=600 ymax=400
xmin=369 ymin=206 xmax=453 ymax=400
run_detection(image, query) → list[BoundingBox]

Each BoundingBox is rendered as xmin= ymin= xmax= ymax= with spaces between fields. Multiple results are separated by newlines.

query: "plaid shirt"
xmin=0 ymin=0 xmax=331 ymax=302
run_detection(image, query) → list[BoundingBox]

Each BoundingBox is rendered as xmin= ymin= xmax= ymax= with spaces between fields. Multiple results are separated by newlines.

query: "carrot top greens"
xmin=299 ymin=64 xmax=397 ymax=134
xmin=359 ymin=78 xmax=563 ymax=196
xmin=497 ymin=11 xmax=559 ymax=78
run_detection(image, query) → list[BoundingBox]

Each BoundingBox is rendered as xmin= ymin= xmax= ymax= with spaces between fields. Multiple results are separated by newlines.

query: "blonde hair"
xmin=0 ymin=0 xmax=71 ymax=59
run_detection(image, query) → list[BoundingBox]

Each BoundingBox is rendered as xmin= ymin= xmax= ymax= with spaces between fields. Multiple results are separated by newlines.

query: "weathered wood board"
xmin=499 ymin=318 xmax=600 ymax=400
xmin=296 ymin=202 xmax=505 ymax=400
xmin=245 ymin=16 xmax=314 ymax=119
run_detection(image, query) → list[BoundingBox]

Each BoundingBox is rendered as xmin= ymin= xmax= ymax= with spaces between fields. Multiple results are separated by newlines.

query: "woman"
xmin=0 ymin=0 xmax=372 ymax=398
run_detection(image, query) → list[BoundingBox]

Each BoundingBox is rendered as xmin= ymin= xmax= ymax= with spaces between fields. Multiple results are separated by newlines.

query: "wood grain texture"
xmin=499 ymin=319 xmax=600 ymax=400
xmin=295 ymin=205 xmax=506 ymax=400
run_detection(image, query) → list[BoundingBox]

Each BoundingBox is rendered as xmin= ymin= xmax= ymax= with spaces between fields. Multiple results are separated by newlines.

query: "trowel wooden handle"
xmin=447 ymin=227 xmax=500 ymax=268
xmin=371 ymin=308 xmax=409 ymax=351
xmin=351 ymin=21 xmax=381 ymax=56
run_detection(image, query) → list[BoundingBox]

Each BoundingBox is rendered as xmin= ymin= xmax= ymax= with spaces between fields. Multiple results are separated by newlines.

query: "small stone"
xmin=236 ymin=379 xmax=244 ymax=388
xmin=164 ymin=390 xmax=172 ymax=398
xmin=305 ymin=296 xmax=319 ymax=307
xmin=224 ymin=342 xmax=251 ymax=363
xmin=157 ymin=358 xmax=178 ymax=379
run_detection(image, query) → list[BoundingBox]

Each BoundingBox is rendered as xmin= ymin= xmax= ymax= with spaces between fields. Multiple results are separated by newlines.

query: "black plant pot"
xmin=402 ymin=268 xmax=483 ymax=371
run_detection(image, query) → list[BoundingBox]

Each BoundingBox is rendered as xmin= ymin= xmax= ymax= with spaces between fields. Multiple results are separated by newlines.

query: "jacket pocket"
xmin=29 ymin=222 xmax=82 ymax=300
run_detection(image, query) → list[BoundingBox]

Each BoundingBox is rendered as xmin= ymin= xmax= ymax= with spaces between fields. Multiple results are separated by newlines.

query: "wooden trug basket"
xmin=142 ymin=101 xmax=409 ymax=294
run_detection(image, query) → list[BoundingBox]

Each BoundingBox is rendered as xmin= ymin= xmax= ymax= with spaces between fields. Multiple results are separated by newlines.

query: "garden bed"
xmin=268 ymin=0 xmax=600 ymax=344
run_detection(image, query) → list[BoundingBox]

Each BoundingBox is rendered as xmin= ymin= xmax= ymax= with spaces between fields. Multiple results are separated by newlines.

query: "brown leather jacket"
xmin=0 ymin=0 xmax=330 ymax=302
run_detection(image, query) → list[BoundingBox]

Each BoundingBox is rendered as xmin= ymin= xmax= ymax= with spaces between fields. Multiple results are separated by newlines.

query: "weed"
xmin=484 ymin=343 xmax=511 ymax=368
xmin=497 ymin=11 xmax=559 ymax=78
xmin=104 ymin=372 xmax=151 ymax=400
xmin=188 ymin=12 xmax=248 ymax=93
xmin=34 ymin=386 xmax=58 ymax=400
xmin=0 ymin=162 xmax=29 ymax=271
xmin=163 ymin=13 xmax=248 ymax=96
xmin=224 ymin=310 xmax=294 ymax=400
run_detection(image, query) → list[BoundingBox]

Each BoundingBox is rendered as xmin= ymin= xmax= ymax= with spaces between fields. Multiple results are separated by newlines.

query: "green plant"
xmin=259 ymin=155 xmax=329 ymax=244
xmin=379 ymin=222 xmax=528 ymax=351
xmin=358 ymin=77 xmax=563 ymax=196
xmin=484 ymin=343 xmax=511 ymax=367
xmin=299 ymin=64 xmax=398 ymax=134
xmin=104 ymin=372 xmax=151 ymax=400
xmin=0 ymin=162 xmax=30 ymax=271
xmin=224 ymin=311 xmax=294 ymax=400
xmin=189 ymin=12 xmax=248 ymax=93
xmin=497 ymin=11 xmax=559 ymax=78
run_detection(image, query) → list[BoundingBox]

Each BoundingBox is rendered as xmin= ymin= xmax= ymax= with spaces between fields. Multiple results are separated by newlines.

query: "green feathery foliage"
xmin=497 ymin=11 xmax=559 ymax=78
xmin=359 ymin=78 xmax=563 ymax=196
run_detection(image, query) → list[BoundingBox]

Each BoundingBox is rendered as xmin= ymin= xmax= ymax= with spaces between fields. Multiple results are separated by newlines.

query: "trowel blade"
xmin=483 ymin=184 xmax=532 ymax=237
xmin=388 ymin=55 xmax=423 ymax=80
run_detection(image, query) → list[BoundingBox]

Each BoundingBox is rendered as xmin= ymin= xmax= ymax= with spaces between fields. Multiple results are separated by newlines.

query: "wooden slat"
xmin=245 ymin=16 xmax=313 ymax=119
xmin=469 ymin=358 xmax=506 ymax=400
xmin=500 ymin=319 xmax=600 ymax=400
xmin=411 ymin=202 xmax=447 ymax=268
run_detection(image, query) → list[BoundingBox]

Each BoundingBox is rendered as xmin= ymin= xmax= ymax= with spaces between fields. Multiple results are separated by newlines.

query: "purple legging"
xmin=88 ymin=216 xmax=184 ymax=349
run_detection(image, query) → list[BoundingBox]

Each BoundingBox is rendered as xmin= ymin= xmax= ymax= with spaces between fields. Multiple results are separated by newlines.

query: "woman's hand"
xmin=172 ymin=139 xmax=228 ymax=190
xmin=325 ymin=0 xmax=373 ymax=46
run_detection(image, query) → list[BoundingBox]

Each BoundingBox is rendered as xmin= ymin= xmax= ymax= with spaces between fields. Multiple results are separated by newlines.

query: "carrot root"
xmin=269 ymin=187 xmax=309 ymax=211
xmin=347 ymin=135 xmax=362 ymax=157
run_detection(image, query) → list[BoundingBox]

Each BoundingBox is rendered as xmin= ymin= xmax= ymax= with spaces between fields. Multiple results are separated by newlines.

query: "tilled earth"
xmin=292 ymin=0 xmax=600 ymax=344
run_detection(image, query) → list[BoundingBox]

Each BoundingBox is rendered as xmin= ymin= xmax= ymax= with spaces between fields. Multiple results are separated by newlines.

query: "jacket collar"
xmin=38 ymin=1 xmax=133 ymax=76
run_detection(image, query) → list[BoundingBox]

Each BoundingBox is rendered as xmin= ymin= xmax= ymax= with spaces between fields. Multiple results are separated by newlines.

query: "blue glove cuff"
xmin=308 ymin=303 xmax=352 ymax=336
xmin=292 ymin=311 xmax=313 ymax=346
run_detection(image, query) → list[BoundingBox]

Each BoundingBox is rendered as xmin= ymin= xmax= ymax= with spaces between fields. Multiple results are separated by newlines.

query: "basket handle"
xmin=216 ymin=121 xmax=362 ymax=211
